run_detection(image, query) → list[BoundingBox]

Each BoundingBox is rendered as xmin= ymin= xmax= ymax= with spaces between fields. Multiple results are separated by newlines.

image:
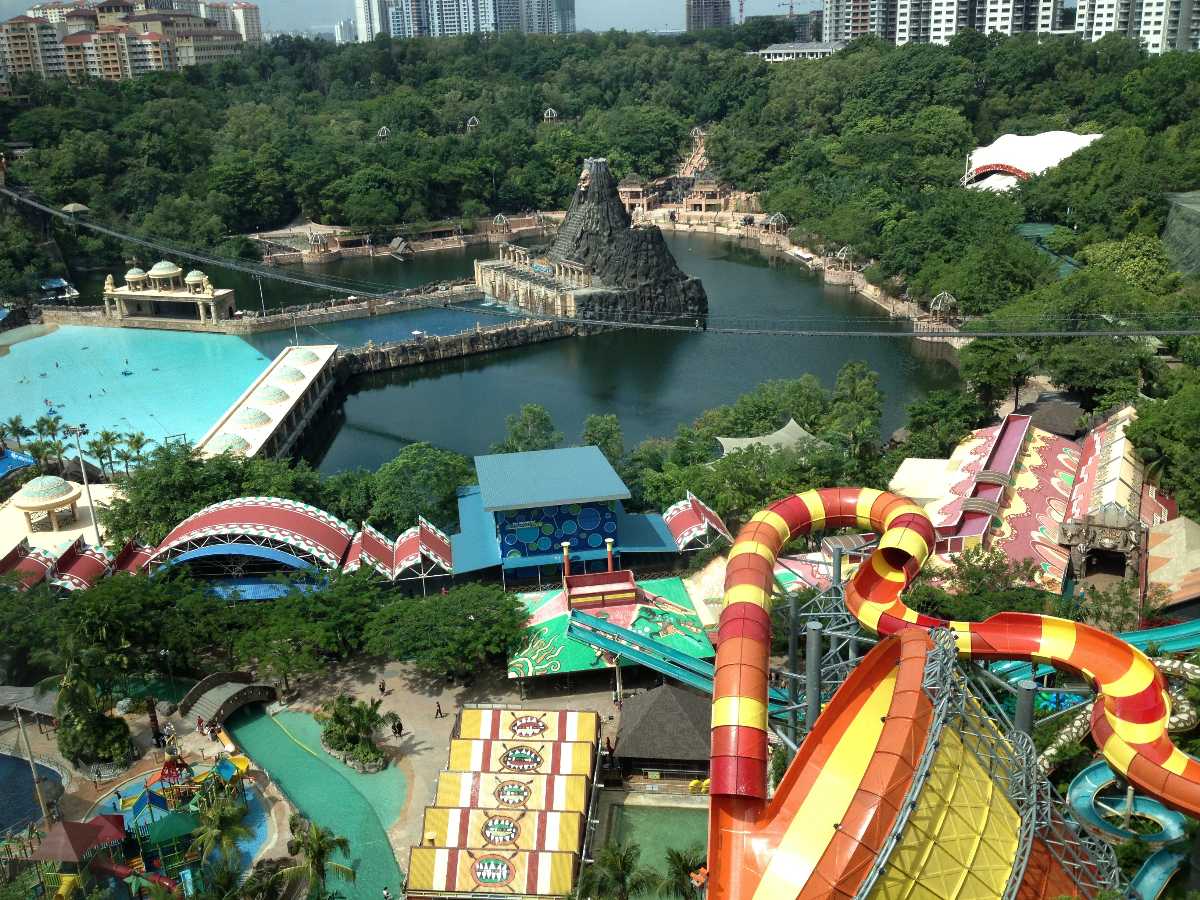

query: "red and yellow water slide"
xmin=709 ymin=486 xmax=1200 ymax=899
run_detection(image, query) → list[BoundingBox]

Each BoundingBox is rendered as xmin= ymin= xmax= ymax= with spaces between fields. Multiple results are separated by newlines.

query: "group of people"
xmin=196 ymin=716 xmax=221 ymax=742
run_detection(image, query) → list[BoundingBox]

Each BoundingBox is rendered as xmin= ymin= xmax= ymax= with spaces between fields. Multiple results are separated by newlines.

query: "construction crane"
xmin=779 ymin=0 xmax=798 ymax=15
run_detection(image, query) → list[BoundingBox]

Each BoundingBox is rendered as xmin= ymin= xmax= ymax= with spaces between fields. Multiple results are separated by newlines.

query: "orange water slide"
xmin=708 ymin=627 xmax=932 ymax=898
xmin=709 ymin=486 xmax=1199 ymax=898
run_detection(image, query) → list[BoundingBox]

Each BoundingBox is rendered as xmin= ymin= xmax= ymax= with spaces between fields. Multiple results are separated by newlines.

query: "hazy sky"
xmin=2 ymin=0 xmax=818 ymax=32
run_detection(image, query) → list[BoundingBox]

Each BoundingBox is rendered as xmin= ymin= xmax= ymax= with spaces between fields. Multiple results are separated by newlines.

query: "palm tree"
xmin=316 ymin=695 xmax=390 ymax=752
xmin=34 ymin=414 xmax=62 ymax=444
xmin=96 ymin=429 xmax=122 ymax=477
xmin=189 ymin=797 xmax=252 ymax=866
xmin=26 ymin=440 xmax=50 ymax=469
xmin=85 ymin=438 xmax=109 ymax=478
xmin=3 ymin=415 xmax=30 ymax=450
xmin=48 ymin=439 xmax=68 ymax=473
xmin=575 ymin=841 xmax=656 ymax=900
xmin=198 ymin=857 xmax=242 ymax=899
xmin=0 ymin=421 xmax=8 ymax=452
xmin=124 ymin=431 xmax=151 ymax=464
xmin=275 ymin=822 xmax=355 ymax=895
xmin=115 ymin=446 xmax=134 ymax=477
xmin=655 ymin=846 xmax=707 ymax=898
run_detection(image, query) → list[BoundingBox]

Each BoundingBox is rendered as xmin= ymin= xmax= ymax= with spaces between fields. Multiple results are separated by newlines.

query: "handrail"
xmin=178 ymin=672 xmax=251 ymax=717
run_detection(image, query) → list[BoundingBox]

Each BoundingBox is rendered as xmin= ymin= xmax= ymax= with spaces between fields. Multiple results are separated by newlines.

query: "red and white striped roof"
xmin=148 ymin=497 xmax=356 ymax=570
xmin=662 ymin=492 xmax=732 ymax=550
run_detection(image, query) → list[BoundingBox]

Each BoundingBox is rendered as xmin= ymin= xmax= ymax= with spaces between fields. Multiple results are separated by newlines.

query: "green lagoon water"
xmin=226 ymin=707 xmax=406 ymax=898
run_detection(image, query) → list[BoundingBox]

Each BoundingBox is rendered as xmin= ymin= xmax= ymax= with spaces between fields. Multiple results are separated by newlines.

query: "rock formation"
xmin=547 ymin=158 xmax=708 ymax=323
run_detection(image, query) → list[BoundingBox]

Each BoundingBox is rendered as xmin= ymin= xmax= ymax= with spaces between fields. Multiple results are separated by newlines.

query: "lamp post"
xmin=63 ymin=424 xmax=101 ymax=546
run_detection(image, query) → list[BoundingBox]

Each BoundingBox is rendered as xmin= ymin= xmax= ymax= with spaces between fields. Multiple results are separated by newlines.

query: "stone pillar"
xmin=196 ymin=303 xmax=206 ymax=324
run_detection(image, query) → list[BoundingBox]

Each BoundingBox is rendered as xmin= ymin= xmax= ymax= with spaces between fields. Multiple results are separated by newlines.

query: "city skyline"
xmin=0 ymin=0 xmax=819 ymax=31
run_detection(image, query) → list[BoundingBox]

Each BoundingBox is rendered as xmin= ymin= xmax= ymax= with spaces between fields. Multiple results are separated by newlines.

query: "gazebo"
xmin=13 ymin=476 xmax=82 ymax=532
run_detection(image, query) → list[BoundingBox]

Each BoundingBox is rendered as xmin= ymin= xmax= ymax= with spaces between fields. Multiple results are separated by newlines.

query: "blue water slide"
xmin=1132 ymin=849 xmax=1190 ymax=900
xmin=1068 ymin=760 xmax=1189 ymax=897
xmin=566 ymin=610 xmax=793 ymax=714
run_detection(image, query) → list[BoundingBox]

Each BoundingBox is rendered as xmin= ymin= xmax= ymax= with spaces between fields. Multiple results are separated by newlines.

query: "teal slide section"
xmin=566 ymin=610 xmax=793 ymax=715
xmin=1068 ymin=760 xmax=1188 ymax=899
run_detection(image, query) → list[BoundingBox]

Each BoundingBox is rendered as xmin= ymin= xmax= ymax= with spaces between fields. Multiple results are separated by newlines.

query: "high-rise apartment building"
xmin=333 ymin=18 xmax=356 ymax=43
xmin=198 ymin=1 xmax=232 ymax=29
xmin=358 ymin=0 xmax=572 ymax=39
xmin=26 ymin=2 xmax=84 ymax=24
xmin=231 ymin=2 xmax=262 ymax=43
xmin=1075 ymin=0 xmax=1198 ymax=50
xmin=827 ymin=0 xmax=1197 ymax=48
xmin=521 ymin=0 xmax=574 ymax=32
xmin=0 ymin=15 xmax=66 ymax=78
xmin=63 ymin=26 xmax=172 ymax=79
xmin=1 ymin=0 xmax=255 ymax=94
xmin=686 ymin=0 xmax=732 ymax=30
xmin=355 ymin=0 xmax=387 ymax=41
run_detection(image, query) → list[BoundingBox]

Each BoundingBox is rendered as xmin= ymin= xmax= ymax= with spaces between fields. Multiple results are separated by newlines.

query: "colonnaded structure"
xmin=474 ymin=158 xmax=709 ymax=324
xmin=101 ymin=261 xmax=236 ymax=324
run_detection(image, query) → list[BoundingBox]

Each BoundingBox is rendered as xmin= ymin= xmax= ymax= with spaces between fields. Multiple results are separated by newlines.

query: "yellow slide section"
xmin=753 ymin=671 xmax=897 ymax=898
xmin=868 ymin=723 xmax=1020 ymax=898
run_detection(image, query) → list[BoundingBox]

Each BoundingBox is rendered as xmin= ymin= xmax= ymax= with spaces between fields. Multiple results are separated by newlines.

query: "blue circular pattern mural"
xmin=497 ymin=501 xmax=619 ymax=561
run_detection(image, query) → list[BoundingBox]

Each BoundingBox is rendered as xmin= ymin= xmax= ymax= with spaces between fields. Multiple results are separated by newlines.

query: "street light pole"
xmin=65 ymin=424 xmax=101 ymax=547
xmin=16 ymin=708 xmax=50 ymax=824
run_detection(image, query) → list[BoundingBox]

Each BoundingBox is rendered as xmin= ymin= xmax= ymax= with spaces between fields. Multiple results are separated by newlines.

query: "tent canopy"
xmin=143 ymin=810 xmax=200 ymax=846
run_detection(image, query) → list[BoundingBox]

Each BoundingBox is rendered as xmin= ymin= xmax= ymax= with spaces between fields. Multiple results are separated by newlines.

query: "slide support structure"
xmin=805 ymin=620 xmax=822 ymax=733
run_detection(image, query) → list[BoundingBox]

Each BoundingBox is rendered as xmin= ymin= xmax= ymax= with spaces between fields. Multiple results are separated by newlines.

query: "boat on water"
xmin=38 ymin=277 xmax=80 ymax=303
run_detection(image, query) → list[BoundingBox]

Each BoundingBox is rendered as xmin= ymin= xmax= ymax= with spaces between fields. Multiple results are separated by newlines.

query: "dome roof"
xmin=212 ymin=434 xmax=250 ymax=454
xmin=149 ymin=261 xmax=182 ymax=277
xmin=125 ymin=267 xmax=147 ymax=280
xmin=184 ymin=269 xmax=206 ymax=283
xmin=275 ymin=366 xmax=306 ymax=383
xmin=233 ymin=407 xmax=271 ymax=428
xmin=17 ymin=475 xmax=74 ymax=502
xmin=255 ymin=385 xmax=290 ymax=405
xmin=290 ymin=349 xmax=320 ymax=364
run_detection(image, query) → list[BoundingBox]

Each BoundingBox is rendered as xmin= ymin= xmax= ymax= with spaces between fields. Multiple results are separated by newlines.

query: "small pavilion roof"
xmin=615 ymin=683 xmax=712 ymax=763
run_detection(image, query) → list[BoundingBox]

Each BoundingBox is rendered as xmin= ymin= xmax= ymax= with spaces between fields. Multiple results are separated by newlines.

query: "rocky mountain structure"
xmin=474 ymin=158 xmax=708 ymax=324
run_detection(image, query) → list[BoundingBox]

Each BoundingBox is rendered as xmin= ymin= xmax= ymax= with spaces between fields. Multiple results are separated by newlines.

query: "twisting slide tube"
xmin=710 ymin=487 xmax=1200 ymax=899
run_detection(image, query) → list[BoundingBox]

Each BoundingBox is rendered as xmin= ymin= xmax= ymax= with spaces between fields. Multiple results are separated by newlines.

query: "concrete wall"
xmin=337 ymin=319 xmax=576 ymax=378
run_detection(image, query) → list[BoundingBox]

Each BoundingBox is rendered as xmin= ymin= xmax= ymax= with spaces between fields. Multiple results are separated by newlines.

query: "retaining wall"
xmin=337 ymin=319 xmax=576 ymax=378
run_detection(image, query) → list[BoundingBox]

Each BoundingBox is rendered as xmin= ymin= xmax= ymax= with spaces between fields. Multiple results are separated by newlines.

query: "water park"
xmin=4 ymin=139 xmax=1200 ymax=900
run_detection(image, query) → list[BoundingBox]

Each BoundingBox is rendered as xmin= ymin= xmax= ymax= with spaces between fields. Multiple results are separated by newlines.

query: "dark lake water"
xmin=300 ymin=233 xmax=961 ymax=472
xmin=68 ymin=233 xmax=960 ymax=472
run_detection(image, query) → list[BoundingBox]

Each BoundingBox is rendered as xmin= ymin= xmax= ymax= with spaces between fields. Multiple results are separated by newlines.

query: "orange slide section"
xmin=709 ymin=486 xmax=1199 ymax=898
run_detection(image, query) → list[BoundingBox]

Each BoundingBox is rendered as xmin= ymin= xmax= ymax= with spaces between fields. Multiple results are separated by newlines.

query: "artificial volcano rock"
xmin=548 ymin=158 xmax=708 ymax=323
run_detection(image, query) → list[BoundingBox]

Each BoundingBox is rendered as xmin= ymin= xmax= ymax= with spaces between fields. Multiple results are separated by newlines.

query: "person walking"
xmin=396 ymin=719 xmax=404 ymax=739
xmin=378 ymin=679 xmax=386 ymax=697
xmin=434 ymin=702 xmax=445 ymax=719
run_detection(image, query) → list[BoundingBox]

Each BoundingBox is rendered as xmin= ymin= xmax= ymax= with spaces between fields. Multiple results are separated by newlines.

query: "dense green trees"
xmin=366 ymin=583 xmax=528 ymax=681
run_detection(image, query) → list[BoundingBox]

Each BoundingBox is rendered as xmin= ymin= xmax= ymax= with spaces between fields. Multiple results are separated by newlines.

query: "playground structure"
xmin=2 ymin=750 xmax=252 ymax=900
xmin=699 ymin=485 xmax=1200 ymax=898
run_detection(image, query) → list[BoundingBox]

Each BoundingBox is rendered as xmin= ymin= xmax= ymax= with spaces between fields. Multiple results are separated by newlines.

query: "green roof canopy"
xmin=142 ymin=810 xmax=200 ymax=846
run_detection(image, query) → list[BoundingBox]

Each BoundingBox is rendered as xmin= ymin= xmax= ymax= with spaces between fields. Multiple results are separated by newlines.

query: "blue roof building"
xmin=450 ymin=446 xmax=678 ymax=578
